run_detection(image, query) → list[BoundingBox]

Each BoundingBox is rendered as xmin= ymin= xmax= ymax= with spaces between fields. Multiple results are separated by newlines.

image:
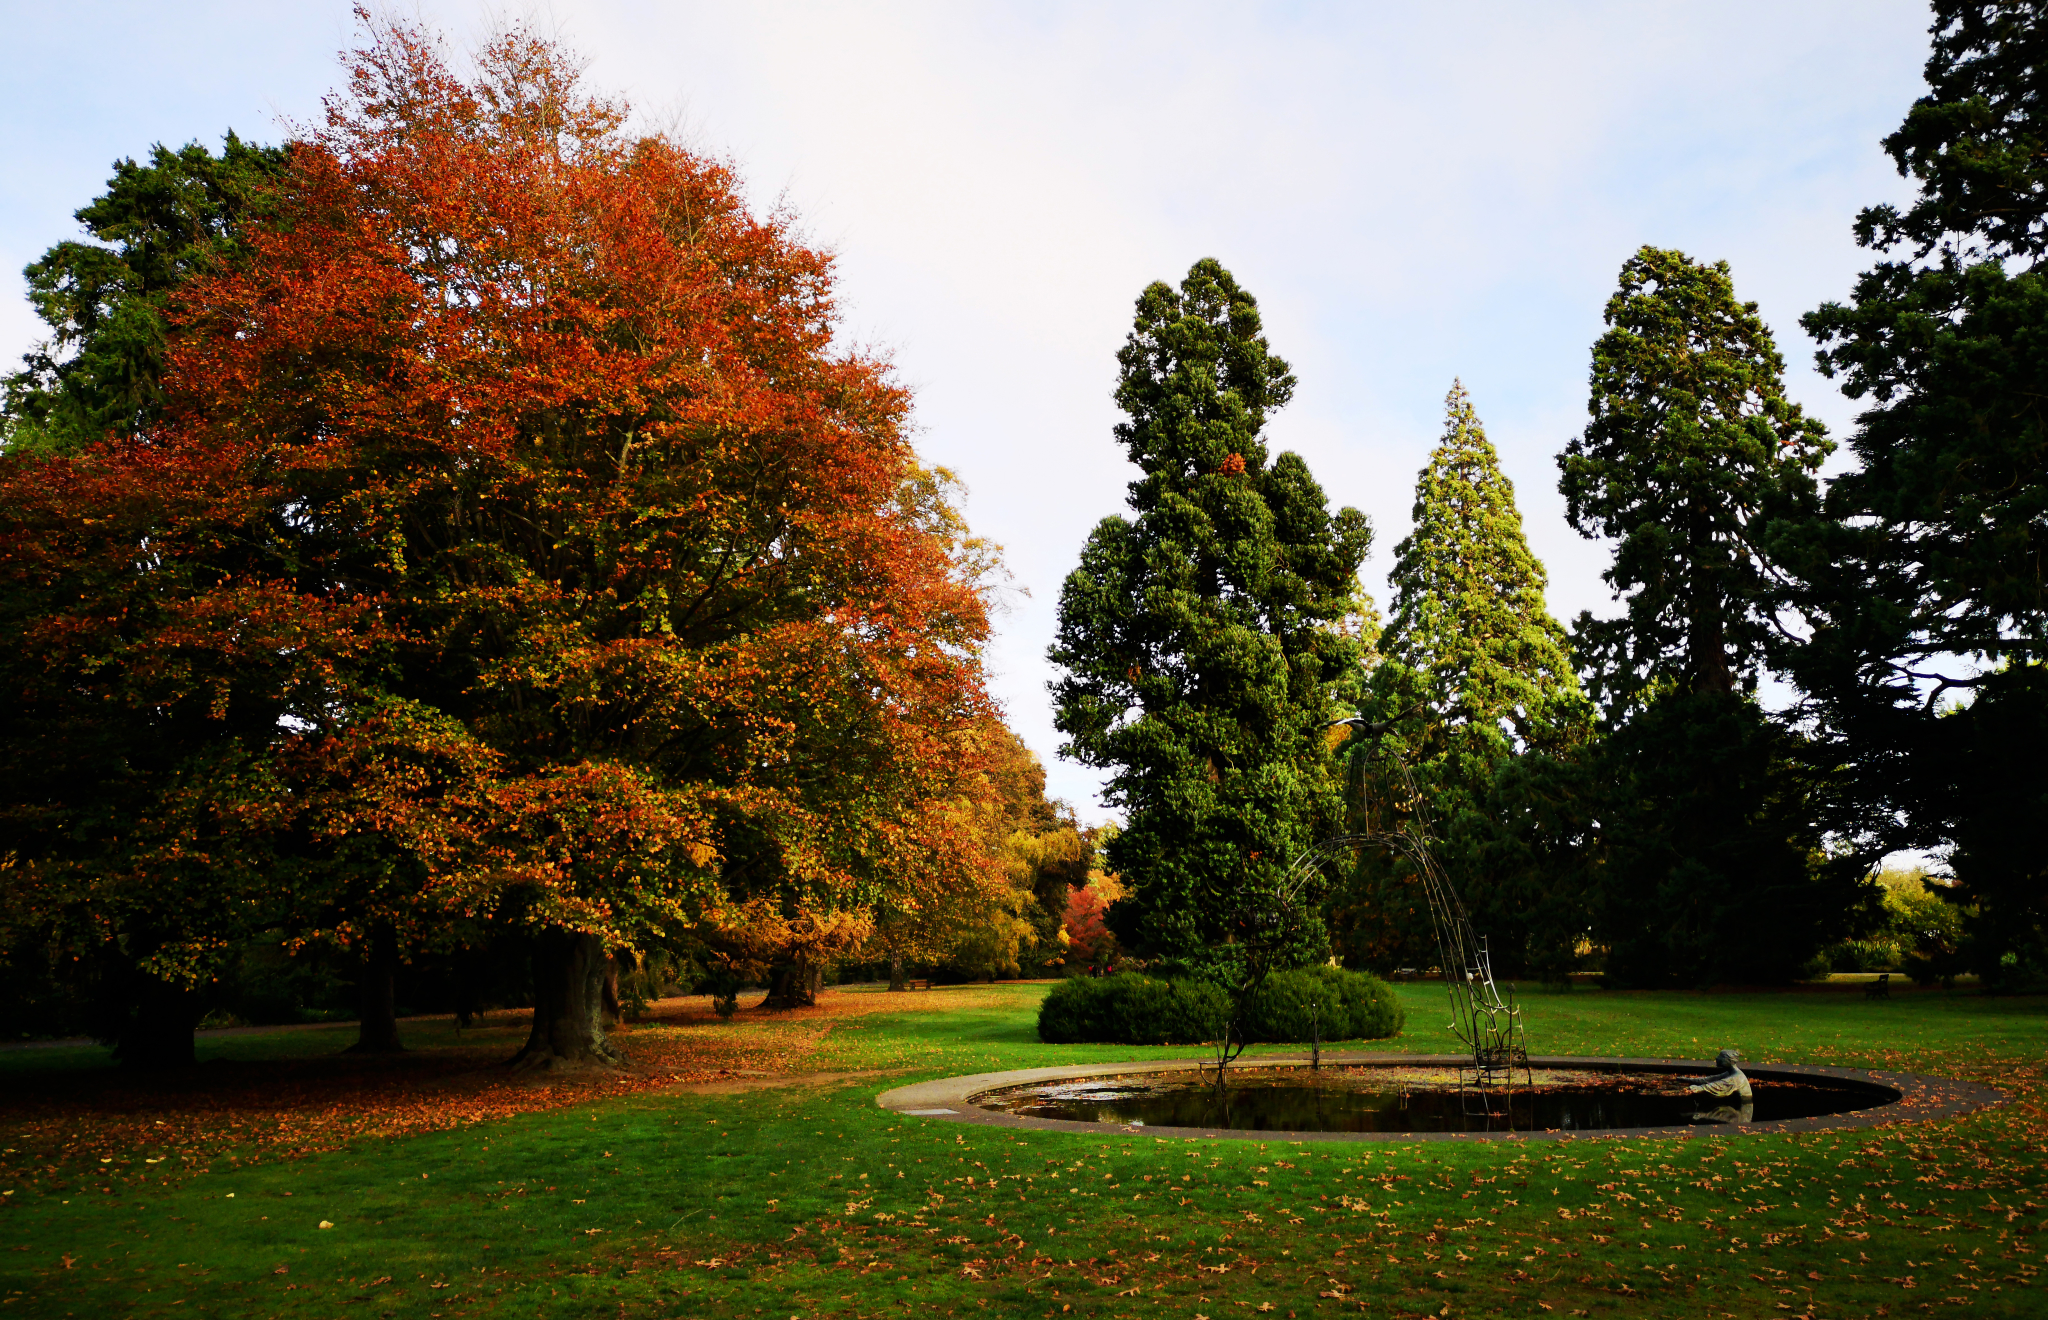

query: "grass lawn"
xmin=2 ymin=980 xmax=2043 ymax=1319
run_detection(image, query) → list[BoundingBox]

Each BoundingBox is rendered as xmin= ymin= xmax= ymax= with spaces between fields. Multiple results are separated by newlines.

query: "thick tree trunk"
xmin=511 ymin=929 xmax=624 ymax=1071
xmin=112 ymin=976 xmax=201 ymax=1070
xmin=888 ymin=954 xmax=908 ymax=993
xmin=601 ymin=953 xmax=624 ymax=1028
xmin=762 ymin=955 xmax=819 ymax=1010
xmin=348 ymin=926 xmax=405 ymax=1053
xmin=1689 ymin=508 xmax=1735 ymax=697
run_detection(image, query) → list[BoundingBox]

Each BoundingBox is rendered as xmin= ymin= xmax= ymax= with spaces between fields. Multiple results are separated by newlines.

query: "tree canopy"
xmin=1331 ymin=382 xmax=1586 ymax=977
xmin=1379 ymin=381 xmax=1582 ymax=760
xmin=1 ymin=134 xmax=284 ymax=455
xmin=1049 ymin=258 xmax=1371 ymax=976
xmin=0 ymin=17 xmax=1013 ymax=1065
xmin=1561 ymin=246 xmax=1830 ymax=714
xmin=1792 ymin=0 xmax=2048 ymax=973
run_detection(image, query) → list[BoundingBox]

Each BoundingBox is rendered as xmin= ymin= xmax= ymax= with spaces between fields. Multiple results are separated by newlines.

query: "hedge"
xmin=1036 ymin=966 xmax=1404 ymax=1045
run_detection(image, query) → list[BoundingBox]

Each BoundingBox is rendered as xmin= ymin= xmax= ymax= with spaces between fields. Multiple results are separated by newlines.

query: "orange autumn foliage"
xmin=0 ymin=13 xmax=1008 ymax=1056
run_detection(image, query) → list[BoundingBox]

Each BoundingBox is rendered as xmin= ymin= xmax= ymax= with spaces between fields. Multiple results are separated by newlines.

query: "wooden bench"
xmin=1865 ymin=972 xmax=1892 ymax=1000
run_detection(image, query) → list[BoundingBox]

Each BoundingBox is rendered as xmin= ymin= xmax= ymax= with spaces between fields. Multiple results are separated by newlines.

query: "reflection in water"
xmin=975 ymin=1068 xmax=1884 ymax=1134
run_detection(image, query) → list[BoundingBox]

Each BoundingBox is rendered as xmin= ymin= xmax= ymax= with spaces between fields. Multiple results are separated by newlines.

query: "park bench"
xmin=1864 ymin=972 xmax=1891 ymax=1000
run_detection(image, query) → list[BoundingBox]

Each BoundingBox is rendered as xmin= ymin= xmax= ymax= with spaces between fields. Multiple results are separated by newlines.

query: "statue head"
xmin=1715 ymin=1049 xmax=1741 ymax=1070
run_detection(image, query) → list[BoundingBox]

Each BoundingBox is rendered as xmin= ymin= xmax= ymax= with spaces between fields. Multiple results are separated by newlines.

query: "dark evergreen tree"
xmin=1795 ymin=0 xmax=2048 ymax=977
xmin=1331 ymin=382 xmax=1589 ymax=977
xmin=1560 ymin=247 xmax=1830 ymax=714
xmin=2 ymin=133 xmax=285 ymax=453
xmin=1562 ymin=248 xmax=1861 ymax=986
xmin=1049 ymin=258 xmax=1371 ymax=976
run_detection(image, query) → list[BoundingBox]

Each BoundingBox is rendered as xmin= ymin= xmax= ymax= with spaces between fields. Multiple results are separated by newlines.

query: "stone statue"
xmin=1682 ymin=1049 xmax=1754 ymax=1123
xmin=1687 ymin=1049 xmax=1751 ymax=1100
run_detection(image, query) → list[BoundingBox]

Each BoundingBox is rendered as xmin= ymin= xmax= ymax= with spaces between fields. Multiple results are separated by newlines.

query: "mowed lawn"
xmin=2 ymin=981 xmax=2044 ymax=1319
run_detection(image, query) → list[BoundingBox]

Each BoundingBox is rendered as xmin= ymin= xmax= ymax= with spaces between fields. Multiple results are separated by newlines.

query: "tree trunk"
xmin=348 ymin=925 xmax=405 ymax=1053
xmin=601 ymin=953 xmax=623 ymax=1028
xmin=1689 ymin=506 xmax=1735 ymax=697
xmin=888 ymin=953 xmax=908 ymax=993
xmin=112 ymin=976 xmax=200 ymax=1070
xmin=762 ymin=955 xmax=818 ymax=1010
xmin=511 ymin=929 xmax=624 ymax=1071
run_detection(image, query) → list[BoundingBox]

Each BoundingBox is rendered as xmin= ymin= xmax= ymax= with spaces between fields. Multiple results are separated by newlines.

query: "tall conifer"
xmin=1559 ymin=249 xmax=1858 ymax=986
xmin=1795 ymin=1 xmax=2048 ymax=974
xmin=1330 ymin=384 xmax=1586 ymax=976
xmin=1381 ymin=381 xmax=1582 ymax=761
xmin=1049 ymin=259 xmax=1371 ymax=973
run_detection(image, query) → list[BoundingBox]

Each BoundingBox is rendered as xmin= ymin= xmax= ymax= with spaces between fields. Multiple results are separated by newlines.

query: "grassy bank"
xmin=2 ymin=980 xmax=2043 ymax=1318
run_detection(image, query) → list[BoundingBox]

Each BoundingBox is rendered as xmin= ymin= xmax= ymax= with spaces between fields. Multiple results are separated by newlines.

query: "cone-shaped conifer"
xmin=1382 ymin=381 xmax=1582 ymax=760
xmin=1331 ymin=383 xmax=1587 ymax=977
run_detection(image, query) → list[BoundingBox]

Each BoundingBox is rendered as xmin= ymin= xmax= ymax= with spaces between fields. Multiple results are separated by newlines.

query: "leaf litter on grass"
xmin=0 ymin=985 xmax=975 ymax=1199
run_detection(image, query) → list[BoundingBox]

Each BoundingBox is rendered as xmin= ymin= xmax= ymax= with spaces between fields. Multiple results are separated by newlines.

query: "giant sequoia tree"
xmin=1332 ymin=382 xmax=1587 ymax=975
xmin=1380 ymin=382 xmax=1583 ymax=759
xmin=1049 ymin=259 xmax=1371 ymax=974
xmin=1560 ymin=247 xmax=1830 ymax=713
xmin=0 ymin=19 xmax=1007 ymax=1066
xmin=1562 ymin=248 xmax=1858 ymax=986
xmin=1795 ymin=0 xmax=2048 ymax=972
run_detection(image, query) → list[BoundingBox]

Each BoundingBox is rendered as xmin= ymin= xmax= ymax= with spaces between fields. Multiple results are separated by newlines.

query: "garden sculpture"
xmin=1325 ymin=711 xmax=1532 ymax=1104
xmin=1687 ymin=1049 xmax=1752 ymax=1099
xmin=1681 ymin=1050 xmax=1754 ymax=1124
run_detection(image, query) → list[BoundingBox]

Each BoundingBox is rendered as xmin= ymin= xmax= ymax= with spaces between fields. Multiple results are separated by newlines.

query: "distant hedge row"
xmin=1036 ymin=966 xmax=1404 ymax=1045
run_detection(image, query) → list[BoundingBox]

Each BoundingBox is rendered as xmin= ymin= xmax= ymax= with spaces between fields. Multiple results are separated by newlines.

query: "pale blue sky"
xmin=1 ymin=2 xmax=1933 ymax=817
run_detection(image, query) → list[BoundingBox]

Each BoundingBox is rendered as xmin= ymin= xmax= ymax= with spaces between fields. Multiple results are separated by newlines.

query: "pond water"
xmin=973 ymin=1066 xmax=1893 ymax=1133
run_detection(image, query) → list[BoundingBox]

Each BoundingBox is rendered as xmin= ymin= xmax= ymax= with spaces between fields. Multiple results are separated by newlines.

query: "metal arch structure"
xmin=1326 ymin=724 xmax=1532 ymax=1100
xmin=1208 ymin=855 xmax=1326 ymax=1076
xmin=1201 ymin=712 xmax=1532 ymax=1107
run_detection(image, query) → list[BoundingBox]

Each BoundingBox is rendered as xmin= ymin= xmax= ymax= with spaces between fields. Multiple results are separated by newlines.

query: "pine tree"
xmin=1329 ymin=383 xmax=1587 ymax=977
xmin=1381 ymin=381 xmax=1582 ymax=761
xmin=1049 ymin=258 xmax=1371 ymax=975
xmin=1 ymin=134 xmax=284 ymax=454
xmin=1792 ymin=2 xmax=2048 ymax=976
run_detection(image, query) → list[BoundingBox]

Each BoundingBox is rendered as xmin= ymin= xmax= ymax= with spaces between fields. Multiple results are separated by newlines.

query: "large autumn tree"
xmin=1793 ymin=0 xmax=2048 ymax=978
xmin=0 ymin=17 xmax=1003 ymax=1066
xmin=1049 ymin=258 xmax=1371 ymax=979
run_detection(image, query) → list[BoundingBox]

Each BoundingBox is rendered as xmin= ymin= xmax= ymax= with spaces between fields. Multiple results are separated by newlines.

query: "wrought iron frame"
xmin=1335 ymin=725 xmax=1532 ymax=1112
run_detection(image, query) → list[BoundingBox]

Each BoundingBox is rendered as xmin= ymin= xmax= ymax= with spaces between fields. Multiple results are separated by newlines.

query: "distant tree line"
xmin=1053 ymin=0 xmax=2048 ymax=991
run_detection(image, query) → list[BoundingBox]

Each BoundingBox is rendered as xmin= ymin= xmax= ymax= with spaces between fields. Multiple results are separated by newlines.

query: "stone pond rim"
xmin=874 ymin=1052 xmax=2005 ymax=1143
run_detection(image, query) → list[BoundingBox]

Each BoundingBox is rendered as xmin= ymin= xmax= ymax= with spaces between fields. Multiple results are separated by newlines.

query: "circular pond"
xmin=975 ymin=1065 xmax=1884 ymax=1135
xmin=877 ymin=1053 xmax=2004 ymax=1142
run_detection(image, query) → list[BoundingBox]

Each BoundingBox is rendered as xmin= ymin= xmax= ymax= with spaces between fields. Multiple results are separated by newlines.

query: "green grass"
xmin=3 ymin=981 xmax=2044 ymax=1318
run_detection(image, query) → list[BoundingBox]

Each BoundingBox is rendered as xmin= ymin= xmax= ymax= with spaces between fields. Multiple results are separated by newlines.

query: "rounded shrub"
xmin=1036 ymin=972 xmax=1228 ymax=1045
xmin=1036 ymin=966 xmax=1400 ymax=1045
xmin=1244 ymin=965 xmax=1404 ymax=1042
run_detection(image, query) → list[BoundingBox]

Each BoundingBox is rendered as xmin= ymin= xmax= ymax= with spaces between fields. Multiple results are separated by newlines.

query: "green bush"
xmin=1036 ymin=972 xmax=1228 ymax=1045
xmin=1818 ymin=938 xmax=1904 ymax=974
xmin=1243 ymin=966 xmax=1404 ymax=1042
xmin=1036 ymin=966 xmax=1402 ymax=1045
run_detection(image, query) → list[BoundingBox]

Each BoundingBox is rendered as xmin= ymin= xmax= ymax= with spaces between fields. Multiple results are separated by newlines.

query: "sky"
xmin=0 ymin=2 xmax=1935 ymax=820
